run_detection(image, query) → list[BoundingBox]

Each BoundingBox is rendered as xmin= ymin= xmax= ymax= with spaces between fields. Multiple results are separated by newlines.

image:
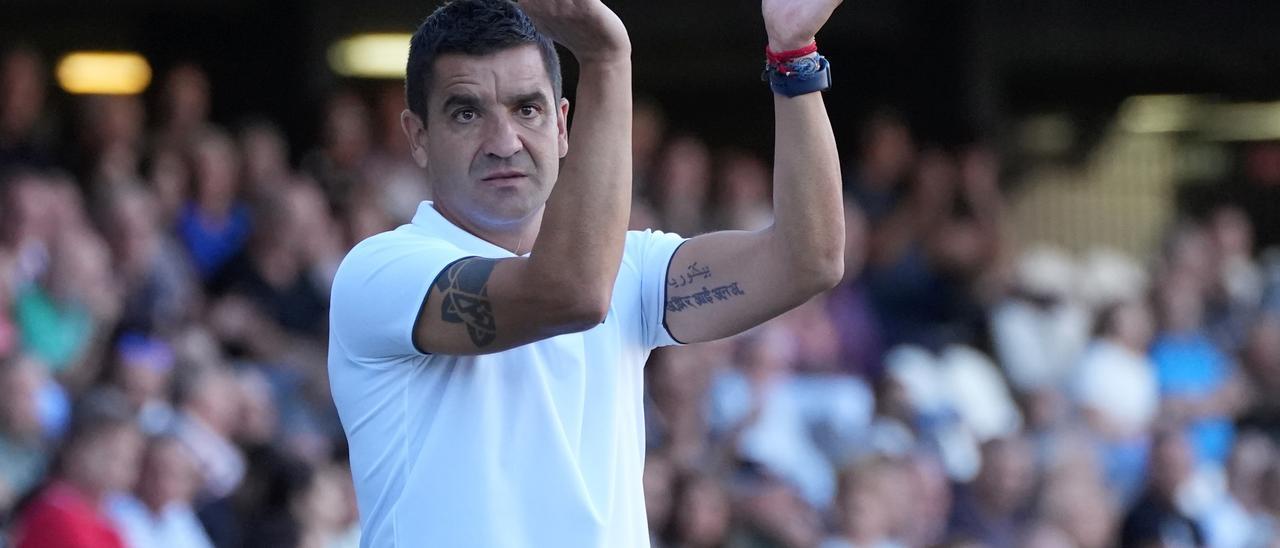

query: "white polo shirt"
xmin=328 ymin=202 xmax=685 ymax=548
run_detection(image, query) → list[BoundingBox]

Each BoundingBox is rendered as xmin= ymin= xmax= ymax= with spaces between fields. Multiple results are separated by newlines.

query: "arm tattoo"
xmin=665 ymin=282 xmax=747 ymax=313
xmin=435 ymin=257 xmax=498 ymax=347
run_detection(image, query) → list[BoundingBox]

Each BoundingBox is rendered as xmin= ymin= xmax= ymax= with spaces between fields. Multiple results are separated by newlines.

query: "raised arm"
xmin=663 ymin=0 xmax=844 ymax=344
xmin=413 ymin=0 xmax=633 ymax=355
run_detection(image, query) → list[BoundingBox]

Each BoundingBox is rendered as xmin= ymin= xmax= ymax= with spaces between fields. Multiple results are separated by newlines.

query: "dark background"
xmin=6 ymin=0 xmax=1280 ymax=243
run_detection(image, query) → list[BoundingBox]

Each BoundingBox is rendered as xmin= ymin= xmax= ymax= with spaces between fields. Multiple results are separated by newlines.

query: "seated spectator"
xmin=108 ymin=435 xmax=214 ymax=548
xmin=1197 ymin=431 xmax=1277 ymax=548
xmin=15 ymin=226 xmax=121 ymax=388
xmin=1120 ymin=428 xmax=1206 ymax=548
xmin=707 ymin=323 xmax=871 ymax=511
xmin=11 ymin=399 xmax=142 ymax=548
xmin=1151 ymin=268 xmax=1246 ymax=466
xmin=99 ymin=185 xmax=200 ymax=335
xmin=0 ymin=46 xmax=55 ymax=171
xmin=822 ymin=456 xmax=906 ymax=548
xmin=1072 ymin=299 xmax=1160 ymax=505
xmin=178 ymin=128 xmax=251 ymax=281
xmin=661 ymin=471 xmax=732 ymax=548
xmin=947 ymin=435 xmax=1037 ymax=548
xmin=643 ymin=452 xmax=676 ymax=547
xmin=105 ymin=333 xmax=177 ymax=434
xmin=0 ymin=354 xmax=52 ymax=512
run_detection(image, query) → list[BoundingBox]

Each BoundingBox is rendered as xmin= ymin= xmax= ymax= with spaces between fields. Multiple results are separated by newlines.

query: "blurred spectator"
xmin=646 ymin=344 xmax=720 ymax=472
xmin=75 ymin=94 xmax=146 ymax=192
xmin=729 ymin=472 xmax=824 ymax=548
xmin=108 ymin=435 xmax=214 ymax=548
xmin=643 ymin=452 xmax=676 ymax=547
xmin=661 ymin=472 xmax=732 ymax=548
xmin=16 ymin=226 xmax=121 ymax=391
xmin=213 ymin=184 xmax=330 ymax=340
xmin=0 ymin=46 xmax=54 ymax=171
xmin=155 ymin=63 xmax=212 ymax=148
xmin=845 ymin=109 xmax=913 ymax=223
xmin=11 ymin=399 xmax=142 ymax=548
xmin=825 ymin=204 xmax=886 ymax=378
xmin=947 ymin=435 xmax=1037 ymax=548
xmin=174 ymin=364 xmax=244 ymax=500
xmin=822 ymin=456 xmax=906 ymax=548
xmin=1072 ymin=299 xmax=1160 ymax=505
xmin=864 ymin=149 xmax=987 ymax=351
xmin=653 ymin=135 xmax=713 ymax=236
xmin=990 ymin=245 xmax=1090 ymax=396
xmin=173 ymin=363 xmax=245 ymax=547
xmin=1120 ymin=428 xmax=1206 ymax=548
xmin=105 ymin=333 xmax=177 ymax=434
xmin=1240 ymin=312 xmax=1280 ymax=439
xmin=366 ymin=83 xmax=429 ymax=223
xmin=707 ymin=322 xmax=872 ymax=511
xmin=237 ymin=118 xmax=294 ymax=203
xmin=1038 ymin=454 xmax=1116 ymax=548
xmin=99 ymin=185 xmax=201 ymax=334
xmin=1150 ymin=268 xmax=1245 ymax=466
xmin=147 ymin=144 xmax=193 ymax=229
xmin=302 ymin=90 xmax=372 ymax=206
xmin=243 ymin=458 xmax=352 ymax=548
xmin=0 ymin=355 xmax=51 ymax=513
xmin=1207 ymin=205 xmax=1264 ymax=349
xmin=632 ymin=97 xmax=667 ymax=196
xmin=1198 ymin=431 xmax=1277 ymax=548
xmin=178 ymin=128 xmax=251 ymax=281
xmin=0 ymin=250 xmax=16 ymax=357
xmin=714 ymin=149 xmax=773 ymax=231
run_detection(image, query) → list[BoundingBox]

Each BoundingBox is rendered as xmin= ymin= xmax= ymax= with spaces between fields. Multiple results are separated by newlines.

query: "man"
xmin=328 ymin=0 xmax=844 ymax=546
xmin=11 ymin=400 xmax=143 ymax=548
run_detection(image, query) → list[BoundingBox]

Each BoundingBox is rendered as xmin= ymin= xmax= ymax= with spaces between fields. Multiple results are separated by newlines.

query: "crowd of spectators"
xmin=3 ymin=42 xmax=1280 ymax=548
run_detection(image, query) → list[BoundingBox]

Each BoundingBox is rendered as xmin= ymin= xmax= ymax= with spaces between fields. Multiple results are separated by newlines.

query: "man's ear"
xmin=401 ymin=109 xmax=429 ymax=168
xmin=557 ymin=97 xmax=570 ymax=159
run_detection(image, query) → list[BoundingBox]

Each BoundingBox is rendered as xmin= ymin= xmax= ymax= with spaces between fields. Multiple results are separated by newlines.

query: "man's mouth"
xmin=481 ymin=170 xmax=527 ymax=181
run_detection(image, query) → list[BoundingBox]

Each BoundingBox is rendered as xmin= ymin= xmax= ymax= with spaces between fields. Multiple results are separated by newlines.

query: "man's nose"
xmin=482 ymin=114 xmax=523 ymax=159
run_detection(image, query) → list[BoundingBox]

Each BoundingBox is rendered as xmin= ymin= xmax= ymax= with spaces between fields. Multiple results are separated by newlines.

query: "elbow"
xmin=544 ymin=285 xmax=612 ymax=333
xmin=793 ymin=247 xmax=844 ymax=295
xmin=792 ymin=242 xmax=845 ymax=295
xmin=808 ymin=254 xmax=845 ymax=293
xmin=564 ymin=294 xmax=611 ymax=330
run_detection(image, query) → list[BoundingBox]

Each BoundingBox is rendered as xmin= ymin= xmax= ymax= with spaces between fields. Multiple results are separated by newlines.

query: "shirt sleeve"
xmin=627 ymin=229 xmax=688 ymax=350
xmin=329 ymin=232 xmax=470 ymax=362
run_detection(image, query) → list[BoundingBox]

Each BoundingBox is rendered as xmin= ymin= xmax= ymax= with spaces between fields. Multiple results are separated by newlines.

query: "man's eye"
xmin=453 ymin=109 xmax=477 ymax=123
xmin=517 ymin=105 xmax=540 ymax=118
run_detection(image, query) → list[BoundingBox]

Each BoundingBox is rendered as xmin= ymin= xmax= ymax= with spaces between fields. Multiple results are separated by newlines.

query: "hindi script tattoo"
xmin=665 ymin=282 xmax=747 ymax=313
xmin=435 ymin=257 xmax=497 ymax=347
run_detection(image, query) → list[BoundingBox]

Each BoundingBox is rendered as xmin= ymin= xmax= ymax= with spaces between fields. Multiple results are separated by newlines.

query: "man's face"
xmin=404 ymin=45 xmax=568 ymax=231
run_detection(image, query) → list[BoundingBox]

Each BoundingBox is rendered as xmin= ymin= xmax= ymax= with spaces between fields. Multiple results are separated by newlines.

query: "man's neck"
xmin=432 ymin=201 xmax=542 ymax=256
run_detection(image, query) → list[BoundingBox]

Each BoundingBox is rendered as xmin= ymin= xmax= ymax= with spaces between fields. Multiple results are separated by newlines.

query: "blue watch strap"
xmin=766 ymin=56 xmax=831 ymax=97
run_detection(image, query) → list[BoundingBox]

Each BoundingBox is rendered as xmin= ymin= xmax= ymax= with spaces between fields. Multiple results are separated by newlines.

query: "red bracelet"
xmin=765 ymin=41 xmax=818 ymax=65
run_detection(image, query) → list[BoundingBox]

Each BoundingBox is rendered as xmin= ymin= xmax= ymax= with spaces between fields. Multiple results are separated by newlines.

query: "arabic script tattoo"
xmin=435 ymin=257 xmax=497 ymax=347
xmin=667 ymin=262 xmax=713 ymax=289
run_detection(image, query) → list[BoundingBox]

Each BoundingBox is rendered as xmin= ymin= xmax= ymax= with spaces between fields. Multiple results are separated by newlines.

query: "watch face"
xmin=786 ymin=57 xmax=822 ymax=75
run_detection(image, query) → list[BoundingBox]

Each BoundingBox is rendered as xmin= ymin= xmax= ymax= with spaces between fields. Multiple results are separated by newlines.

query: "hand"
xmin=518 ymin=0 xmax=630 ymax=64
xmin=762 ymin=0 xmax=843 ymax=51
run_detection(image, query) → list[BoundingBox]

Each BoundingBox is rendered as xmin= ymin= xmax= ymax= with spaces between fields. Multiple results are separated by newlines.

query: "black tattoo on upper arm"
xmin=435 ymin=257 xmax=497 ymax=347
xmin=667 ymin=262 xmax=713 ymax=288
xmin=665 ymin=282 xmax=746 ymax=313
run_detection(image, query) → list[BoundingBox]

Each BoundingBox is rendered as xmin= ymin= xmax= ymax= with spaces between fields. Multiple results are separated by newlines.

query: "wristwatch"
xmin=765 ymin=55 xmax=831 ymax=97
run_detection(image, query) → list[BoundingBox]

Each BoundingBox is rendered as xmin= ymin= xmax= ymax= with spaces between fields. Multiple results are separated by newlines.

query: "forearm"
xmin=529 ymin=58 xmax=633 ymax=308
xmin=768 ymin=89 xmax=844 ymax=288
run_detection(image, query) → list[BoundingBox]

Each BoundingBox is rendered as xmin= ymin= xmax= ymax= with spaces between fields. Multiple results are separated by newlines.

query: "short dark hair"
xmin=406 ymin=0 xmax=562 ymax=120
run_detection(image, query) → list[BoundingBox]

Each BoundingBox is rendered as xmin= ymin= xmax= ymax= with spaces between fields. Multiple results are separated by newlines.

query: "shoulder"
xmin=334 ymin=226 xmax=461 ymax=284
xmin=622 ymin=229 xmax=686 ymax=270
